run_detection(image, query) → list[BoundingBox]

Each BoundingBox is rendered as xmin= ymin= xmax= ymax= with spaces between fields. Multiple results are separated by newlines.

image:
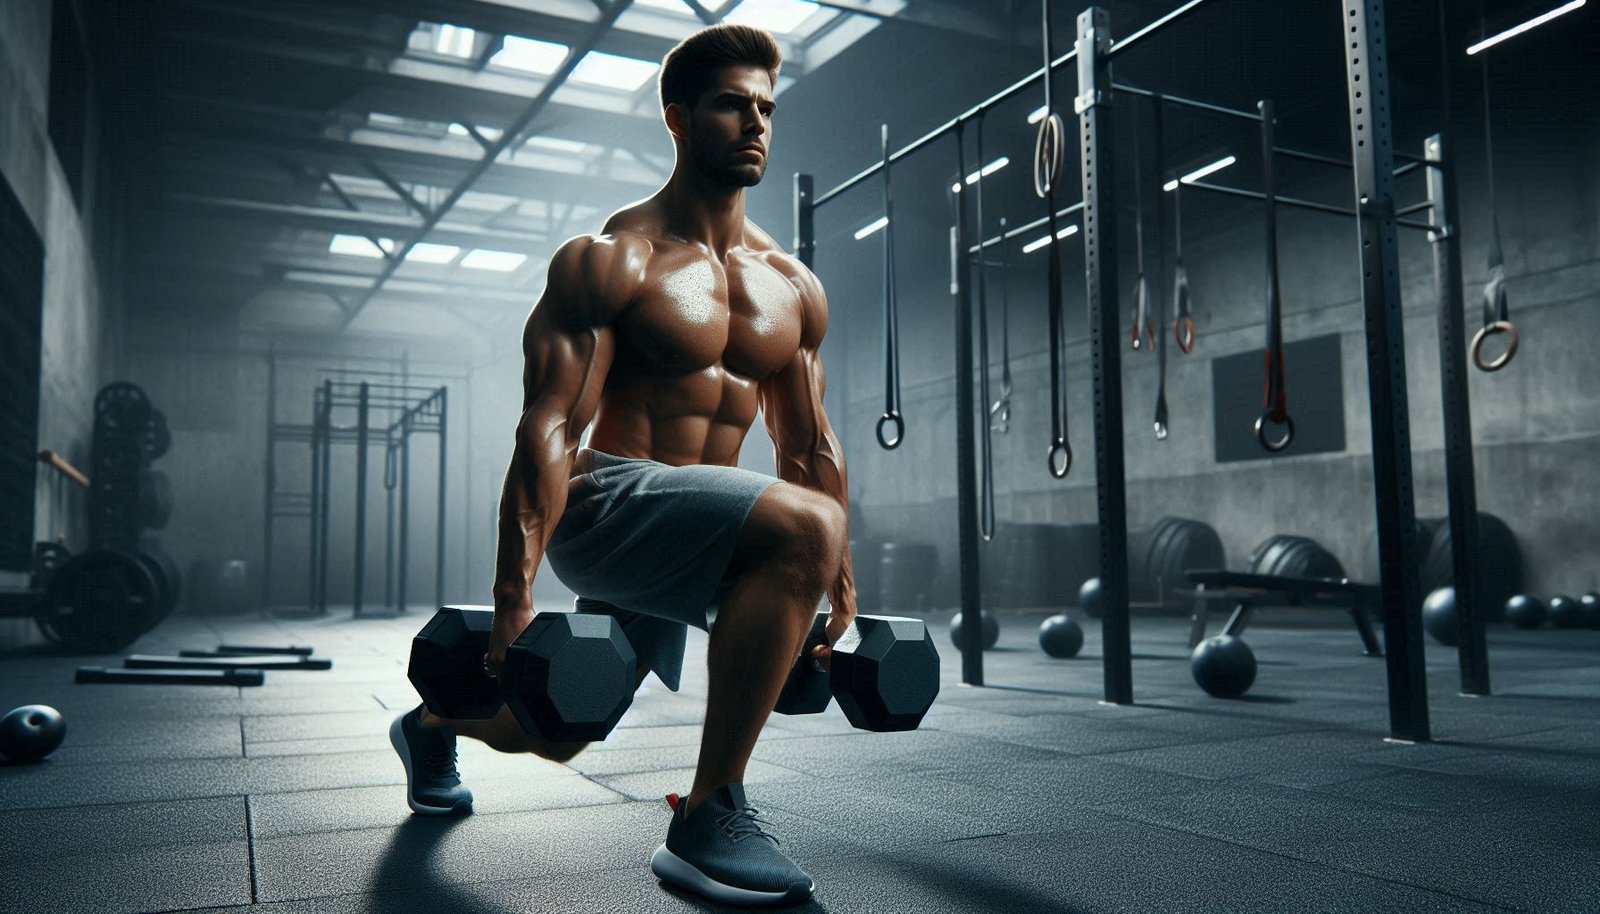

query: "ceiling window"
xmin=491 ymin=35 xmax=568 ymax=75
xmin=329 ymin=234 xmax=394 ymax=258
xmin=460 ymin=249 xmax=529 ymax=272
xmin=405 ymin=242 xmax=462 ymax=264
xmin=570 ymin=51 xmax=661 ymax=91
xmin=723 ymin=0 xmax=827 ymax=34
xmin=435 ymin=23 xmax=477 ymax=58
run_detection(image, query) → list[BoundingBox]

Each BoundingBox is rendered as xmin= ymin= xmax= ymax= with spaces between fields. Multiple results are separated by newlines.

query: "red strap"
xmin=665 ymin=792 xmax=681 ymax=812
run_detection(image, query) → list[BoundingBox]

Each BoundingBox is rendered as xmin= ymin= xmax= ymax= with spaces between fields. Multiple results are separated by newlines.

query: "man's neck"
xmin=658 ymin=167 xmax=747 ymax=258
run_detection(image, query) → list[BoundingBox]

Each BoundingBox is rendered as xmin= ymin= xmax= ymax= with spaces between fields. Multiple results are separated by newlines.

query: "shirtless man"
xmin=388 ymin=23 xmax=852 ymax=907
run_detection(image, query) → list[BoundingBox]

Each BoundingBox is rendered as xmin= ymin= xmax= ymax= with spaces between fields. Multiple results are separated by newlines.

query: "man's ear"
xmin=664 ymin=102 xmax=691 ymax=141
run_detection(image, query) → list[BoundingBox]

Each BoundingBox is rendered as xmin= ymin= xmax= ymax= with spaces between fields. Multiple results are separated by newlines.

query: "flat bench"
xmin=1182 ymin=568 xmax=1384 ymax=657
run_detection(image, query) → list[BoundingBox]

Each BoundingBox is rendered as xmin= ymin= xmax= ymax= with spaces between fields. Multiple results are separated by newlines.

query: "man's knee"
xmin=763 ymin=488 xmax=845 ymax=588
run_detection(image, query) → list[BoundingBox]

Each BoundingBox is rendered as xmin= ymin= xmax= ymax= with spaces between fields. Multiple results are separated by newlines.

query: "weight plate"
xmin=38 ymin=549 xmax=161 ymax=653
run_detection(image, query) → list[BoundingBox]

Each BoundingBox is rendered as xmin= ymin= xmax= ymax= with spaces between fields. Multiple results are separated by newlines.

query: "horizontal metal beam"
xmin=163 ymin=122 xmax=660 ymax=204
xmin=162 ymin=192 xmax=550 ymax=248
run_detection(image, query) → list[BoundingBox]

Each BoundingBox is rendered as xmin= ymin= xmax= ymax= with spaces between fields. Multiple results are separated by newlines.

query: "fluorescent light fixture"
xmin=571 ymin=51 xmax=660 ymax=91
xmin=952 ymin=156 xmax=1011 ymax=193
xmin=329 ymin=234 xmax=393 ymax=258
xmin=404 ymin=242 xmax=461 ymax=264
xmin=1467 ymin=0 xmax=1585 ymax=54
xmin=461 ymin=249 xmax=528 ymax=272
xmin=1022 ymin=224 xmax=1078 ymax=254
xmin=854 ymin=216 xmax=889 ymax=240
xmin=1163 ymin=155 xmax=1236 ymax=192
xmin=524 ymin=136 xmax=589 ymax=155
xmin=435 ymin=23 xmax=476 ymax=58
xmin=1028 ymin=105 xmax=1047 ymax=124
xmin=491 ymin=35 xmax=568 ymax=75
xmin=723 ymin=0 xmax=822 ymax=34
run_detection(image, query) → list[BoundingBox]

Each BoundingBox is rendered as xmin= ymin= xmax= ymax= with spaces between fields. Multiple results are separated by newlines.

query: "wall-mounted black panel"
xmin=0 ymin=176 xmax=45 ymax=572
xmin=1212 ymin=332 xmax=1345 ymax=463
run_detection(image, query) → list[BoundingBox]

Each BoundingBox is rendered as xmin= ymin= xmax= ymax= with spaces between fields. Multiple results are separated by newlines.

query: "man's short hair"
xmin=658 ymin=23 xmax=782 ymax=112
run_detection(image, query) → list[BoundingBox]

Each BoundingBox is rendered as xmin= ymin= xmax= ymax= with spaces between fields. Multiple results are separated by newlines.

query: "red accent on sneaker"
xmin=665 ymin=792 xmax=681 ymax=811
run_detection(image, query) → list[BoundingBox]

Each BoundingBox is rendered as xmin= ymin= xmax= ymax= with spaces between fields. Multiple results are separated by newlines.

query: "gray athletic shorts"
xmin=544 ymin=448 xmax=779 ymax=692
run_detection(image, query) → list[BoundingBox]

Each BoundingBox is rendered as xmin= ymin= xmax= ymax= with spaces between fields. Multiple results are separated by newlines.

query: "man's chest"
xmin=618 ymin=250 xmax=805 ymax=378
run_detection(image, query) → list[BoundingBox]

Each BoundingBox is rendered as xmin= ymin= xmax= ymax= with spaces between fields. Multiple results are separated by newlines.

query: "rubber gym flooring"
xmin=2 ymin=608 xmax=1596 ymax=913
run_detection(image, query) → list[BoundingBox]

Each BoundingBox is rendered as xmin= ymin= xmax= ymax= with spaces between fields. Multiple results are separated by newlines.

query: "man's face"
xmin=680 ymin=64 xmax=776 ymax=188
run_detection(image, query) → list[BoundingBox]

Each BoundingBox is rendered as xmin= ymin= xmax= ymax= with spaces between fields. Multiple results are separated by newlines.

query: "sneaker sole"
xmin=649 ymin=843 xmax=813 ymax=907
xmin=388 ymin=714 xmax=472 ymax=817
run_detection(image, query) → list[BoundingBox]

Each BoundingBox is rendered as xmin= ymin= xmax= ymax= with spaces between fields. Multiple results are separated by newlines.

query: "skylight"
xmin=724 ymin=0 xmax=823 ymax=34
xmin=329 ymin=234 xmax=393 ymax=258
xmin=570 ymin=51 xmax=661 ymax=91
xmin=435 ymin=24 xmax=476 ymax=58
xmin=461 ymin=249 xmax=529 ymax=272
xmin=405 ymin=242 xmax=461 ymax=264
xmin=491 ymin=35 xmax=568 ymax=75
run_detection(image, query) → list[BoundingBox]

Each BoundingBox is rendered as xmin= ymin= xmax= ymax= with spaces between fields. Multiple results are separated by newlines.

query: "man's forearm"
xmin=490 ymin=441 xmax=570 ymax=612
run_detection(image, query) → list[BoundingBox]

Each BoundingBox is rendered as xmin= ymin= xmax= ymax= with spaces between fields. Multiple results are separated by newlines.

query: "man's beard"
xmin=689 ymin=131 xmax=764 ymax=188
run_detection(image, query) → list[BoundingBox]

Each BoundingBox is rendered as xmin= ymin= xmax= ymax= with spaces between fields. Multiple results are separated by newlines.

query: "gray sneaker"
xmin=649 ymin=784 xmax=814 ymax=906
xmin=389 ymin=705 xmax=473 ymax=816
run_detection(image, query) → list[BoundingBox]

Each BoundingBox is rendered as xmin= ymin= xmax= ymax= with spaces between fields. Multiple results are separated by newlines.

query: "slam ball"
xmin=1421 ymin=587 xmax=1458 ymax=646
xmin=0 ymin=705 xmax=66 ymax=763
xmin=1578 ymin=592 xmax=1600 ymax=629
xmin=949 ymin=609 xmax=999 ymax=651
xmin=1191 ymin=635 xmax=1257 ymax=698
xmin=1078 ymin=577 xmax=1104 ymax=619
xmin=1547 ymin=595 xmax=1581 ymax=629
xmin=1038 ymin=615 xmax=1084 ymax=658
xmin=1504 ymin=594 xmax=1545 ymax=630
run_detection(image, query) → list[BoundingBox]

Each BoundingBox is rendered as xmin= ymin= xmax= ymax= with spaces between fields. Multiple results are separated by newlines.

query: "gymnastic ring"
xmin=1470 ymin=320 xmax=1519 ymax=372
xmin=1047 ymin=437 xmax=1072 ymax=479
xmin=1032 ymin=114 xmax=1065 ymax=199
xmin=1254 ymin=412 xmax=1295 ymax=453
xmin=877 ymin=411 xmax=905 ymax=449
xmin=1174 ymin=316 xmax=1195 ymax=355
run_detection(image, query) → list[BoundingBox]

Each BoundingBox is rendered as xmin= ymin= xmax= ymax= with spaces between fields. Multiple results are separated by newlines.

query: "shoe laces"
xmin=424 ymin=733 xmax=461 ymax=783
xmin=716 ymin=804 xmax=780 ymax=845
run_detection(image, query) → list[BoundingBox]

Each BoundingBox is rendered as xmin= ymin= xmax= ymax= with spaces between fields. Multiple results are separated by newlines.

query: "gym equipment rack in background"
xmin=263 ymin=356 xmax=449 ymax=617
xmin=796 ymin=0 xmax=1485 ymax=742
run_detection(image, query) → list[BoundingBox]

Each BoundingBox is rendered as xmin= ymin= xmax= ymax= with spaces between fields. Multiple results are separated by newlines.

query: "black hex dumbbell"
xmin=407 ymin=606 xmax=637 ymax=742
xmin=773 ymin=611 xmax=940 ymax=731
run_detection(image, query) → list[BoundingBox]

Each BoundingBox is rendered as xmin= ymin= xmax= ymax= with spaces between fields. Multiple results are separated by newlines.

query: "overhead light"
xmin=435 ymin=23 xmax=476 ymax=58
xmin=854 ymin=216 xmax=889 ymax=240
xmin=405 ymin=242 xmax=461 ymax=264
xmin=461 ymin=249 xmax=528 ymax=272
xmin=952 ymin=156 xmax=1011 ymax=193
xmin=1022 ymin=224 xmax=1078 ymax=254
xmin=1027 ymin=105 xmax=1047 ymax=124
xmin=329 ymin=234 xmax=393 ymax=258
xmin=1467 ymin=0 xmax=1585 ymax=54
xmin=571 ymin=51 xmax=661 ymax=91
xmin=491 ymin=35 xmax=568 ymax=75
xmin=1163 ymin=155 xmax=1236 ymax=191
xmin=723 ymin=0 xmax=822 ymax=34
xmin=635 ymin=0 xmax=734 ymax=11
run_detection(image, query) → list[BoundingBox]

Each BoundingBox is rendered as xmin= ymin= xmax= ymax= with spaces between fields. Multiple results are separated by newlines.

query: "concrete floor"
xmin=1 ymin=605 xmax=1597 ymax=913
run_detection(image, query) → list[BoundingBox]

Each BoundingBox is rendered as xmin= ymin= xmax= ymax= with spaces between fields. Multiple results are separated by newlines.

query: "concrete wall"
xmin=0 ymin=0 xmax=125 ymax=644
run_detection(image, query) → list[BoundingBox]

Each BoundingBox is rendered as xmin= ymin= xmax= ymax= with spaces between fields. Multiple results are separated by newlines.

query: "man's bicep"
xmin=760 ymin=346 xmax=828 ymax=456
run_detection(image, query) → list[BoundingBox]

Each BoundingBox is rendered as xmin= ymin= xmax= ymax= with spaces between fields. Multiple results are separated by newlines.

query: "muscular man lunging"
xmin=389 ymin=24 xmax=853 ymax=906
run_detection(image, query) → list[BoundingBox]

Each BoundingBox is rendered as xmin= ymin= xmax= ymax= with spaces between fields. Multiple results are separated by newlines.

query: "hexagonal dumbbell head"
xmin=830 ymin=615 xmax=940 ymax=732
xmin=774 ymin=612 xmax=833 ymax=717
xmin=408 ymin=606 xmax=501 ymax=720
xmin=500 ymin=612 xmax=638 ymax=743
